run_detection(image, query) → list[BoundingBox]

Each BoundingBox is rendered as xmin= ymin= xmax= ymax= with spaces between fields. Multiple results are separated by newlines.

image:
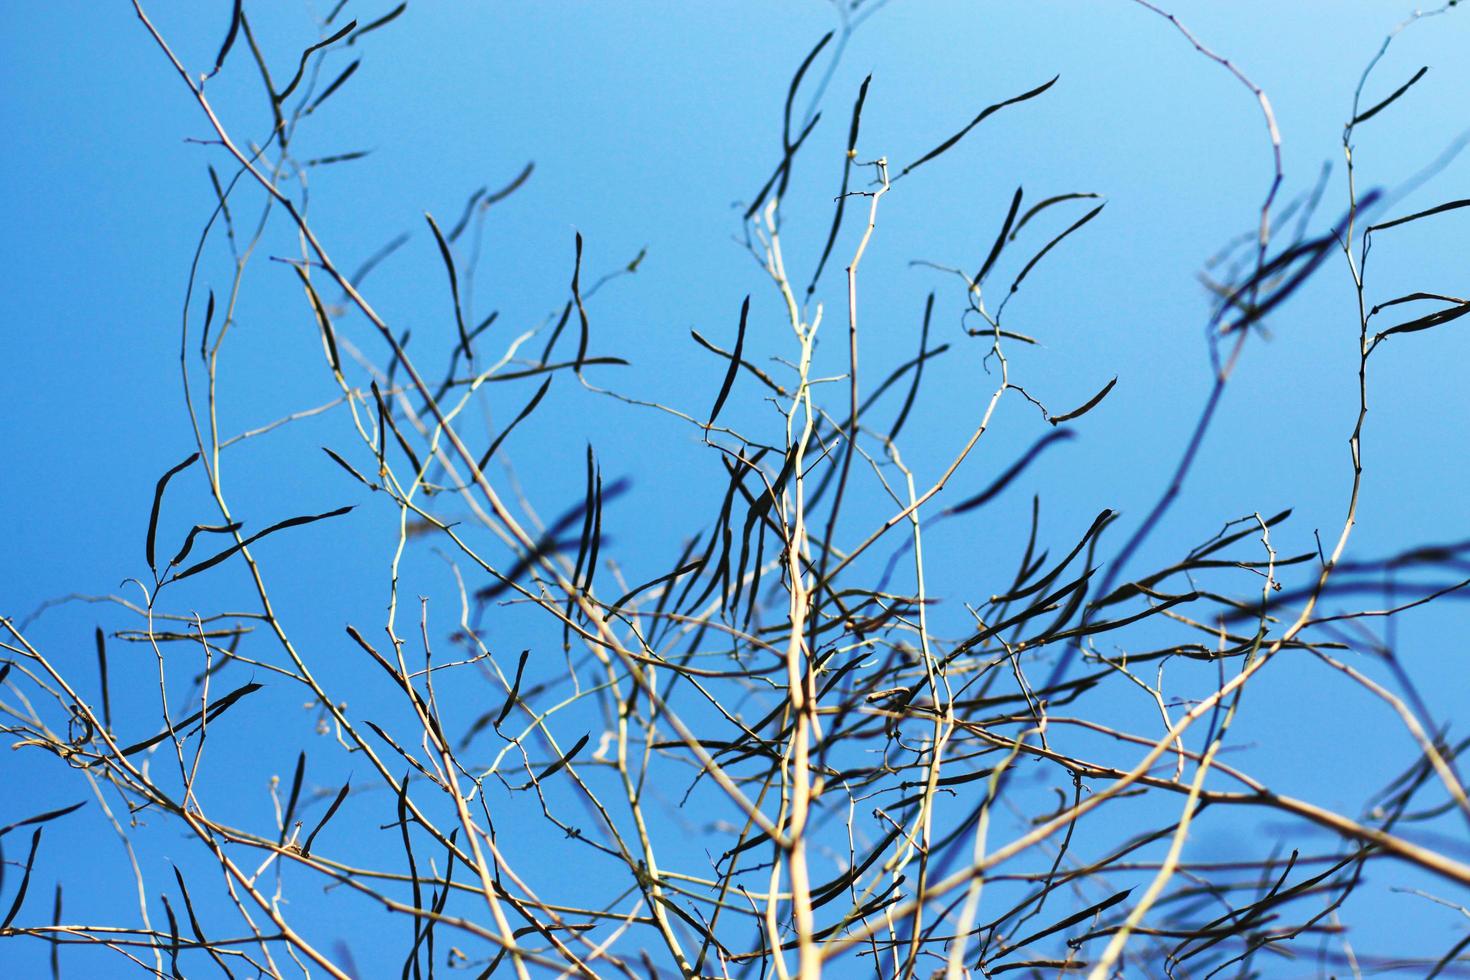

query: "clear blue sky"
xmin=4 ymin=1 xmax=1470 ymax=975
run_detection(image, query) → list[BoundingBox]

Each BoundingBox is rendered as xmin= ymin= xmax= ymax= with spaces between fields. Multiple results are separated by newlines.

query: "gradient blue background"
xmin=4 ymin=1 xmax=1470 ymax=975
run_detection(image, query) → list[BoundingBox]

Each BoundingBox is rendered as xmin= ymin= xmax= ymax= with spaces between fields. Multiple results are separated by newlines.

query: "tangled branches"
xmin=4 ymin=2 xmax=1470 ymax=977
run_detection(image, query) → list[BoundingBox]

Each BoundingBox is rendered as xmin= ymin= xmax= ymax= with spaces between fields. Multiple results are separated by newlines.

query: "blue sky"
xmin=5 ymin=1 xmax=1470 ymax=976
